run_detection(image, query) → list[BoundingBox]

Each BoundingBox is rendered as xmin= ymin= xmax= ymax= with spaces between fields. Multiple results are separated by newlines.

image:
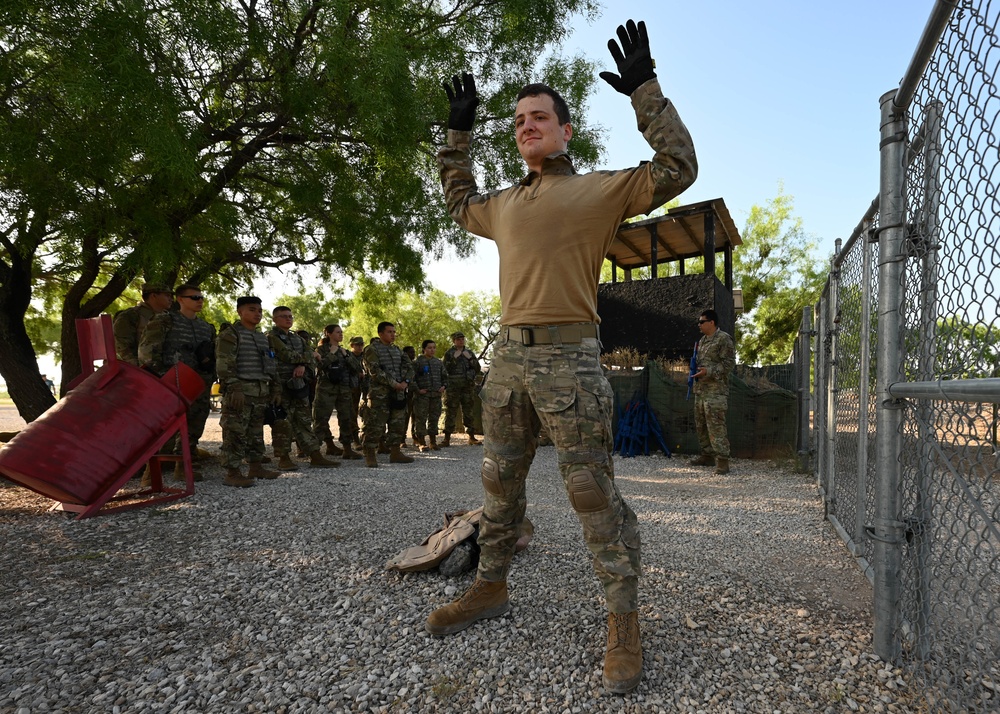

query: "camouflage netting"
xmin=608 ymin=361 xmax=797 ymax=459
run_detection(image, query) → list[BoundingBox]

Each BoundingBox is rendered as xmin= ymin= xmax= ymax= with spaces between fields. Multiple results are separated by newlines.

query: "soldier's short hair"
xmin=272 ymin=306 xmax=292 ymax=317
xmin=700 ymin=309 xmax=719 ymax=324
xmin=173 ymin=283 xmax=200 ymax=298
xmin=516 ymin=83 xmax=571 ymax=125
xmin=236 ymin=295 xmax=262 ymax=309
xmin=421 ymin=339 xmax=435 ymax=350
xmin=377 ymin=321 xmax=395 ymax=334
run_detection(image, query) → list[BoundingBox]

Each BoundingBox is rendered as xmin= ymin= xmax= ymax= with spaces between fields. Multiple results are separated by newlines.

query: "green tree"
xmin=0 ymin=0 xmax=601 ymax=421
xmin=733 ymin=190 xmax=826 ymax=365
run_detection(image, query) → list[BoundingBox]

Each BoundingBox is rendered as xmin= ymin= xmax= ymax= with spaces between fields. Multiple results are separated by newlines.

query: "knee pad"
xmin=481 ymin=458 xmax=504 ymax=497
xmin=567 ymin=468 xmax=608 ymax=513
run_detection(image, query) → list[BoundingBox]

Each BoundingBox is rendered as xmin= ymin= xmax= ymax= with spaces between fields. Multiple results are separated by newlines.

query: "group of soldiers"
xmin=113 ymin=285 xmax=485 ymax=488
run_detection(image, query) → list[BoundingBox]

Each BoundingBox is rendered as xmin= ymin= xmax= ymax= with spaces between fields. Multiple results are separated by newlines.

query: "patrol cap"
xmin=349 ymin=336 xmax=365 ymax=346
xmin=141 ymin=283 xmax=173 ymax=299
xmin=236 ymin=295 xmax=262 ymax=308
xmin=451 ymin=331 xmax=465 ymax=339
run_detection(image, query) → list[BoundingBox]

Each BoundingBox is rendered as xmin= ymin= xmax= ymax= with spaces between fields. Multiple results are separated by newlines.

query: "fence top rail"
xmin=888 ymin=377 xmax=1000 ymax=404
xmin=893 ymin=0 xmax=959 ymax=114
xmin=833 ymin=197 xmax=879 ymax=269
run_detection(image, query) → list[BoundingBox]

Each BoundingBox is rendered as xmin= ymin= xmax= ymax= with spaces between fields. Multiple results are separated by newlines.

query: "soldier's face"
xmin=424 ymin=343 xmax=436 ymax=357
xmin=239 ymin=304 xmax=263 ymax=327
xmin=698 ymin=316 xmax=715 ymax=335
xmin=515 ymin=94 xmax=572 ymax=172
xmin=379 ymin=325 xmax=396 ymax=344
xmin=273 ymin=310 xmax=293 ymax=330
xmin=329 ymin=326 xmax=343 ymax=342
xmin=351 ymin=343 xmax=363 ymax=355
xmin=148 ymin=292 xmax=174 ymax=312
xmin=176 ymin=291 xmax=204 ymax=314
xmin=453 ymin=337 xmax=465 ymax=350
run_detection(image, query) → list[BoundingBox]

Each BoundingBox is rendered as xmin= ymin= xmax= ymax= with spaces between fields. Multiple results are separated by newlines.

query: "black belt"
xmin=501 ymin=324 xmax=599 ymax=346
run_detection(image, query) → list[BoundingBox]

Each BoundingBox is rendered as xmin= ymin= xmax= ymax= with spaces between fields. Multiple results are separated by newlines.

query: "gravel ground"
xmin=0 ymin=408 xmax=918 ymax=713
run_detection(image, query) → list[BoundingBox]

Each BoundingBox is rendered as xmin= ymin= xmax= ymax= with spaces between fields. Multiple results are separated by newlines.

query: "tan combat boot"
xmin=224 ymin=468 xmax=256 ymax=488
xmin=441 ymin=433 xmax=451 ymax=447
xmin=248 ymin=461 xmax=280 ymax=480
xmin=276 ymin=454 xmax=297 ymax=471
xmin=324 ymin=437 xmax=343 ymax=456
xmin=389 ymin=444 xmax=414 ymax=464
xmin=714 ymin=458 xmax=730 ymax=475
xmin=309 ymin=450 xmax=340 ymax=468
xmin=467 ymin=433 xmax=481 ymax=445
xmin=425 ymin=579 xmax=510 ymax=636
xmin=173 ymin=462 xmax=203 ymax=483
xmin=377 ymin=438 xmax=391 ymax=455
xmin=690 ymin=454 xmax=714 ymax=466
xmin=429 ymin=435 xmax=440 ymax=451
xmin=603 ymin=611 xmax=643 ymax=694
xmin=364 ymin=447 xmax=379 ymax=468
xmin=139 ymin=465 xmax=153 ymax=489
xmin=341 ymin=443 xmax=362 ymax=460
xmin=418 ymin=436 xmax=430 ymax=453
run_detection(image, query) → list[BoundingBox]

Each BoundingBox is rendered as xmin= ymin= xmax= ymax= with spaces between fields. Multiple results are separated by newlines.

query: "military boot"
xmin=139 ymin=465 xmax=153 ymax=489
xmin=173 ymin=462 xmax=203 ymax=483
xmin=277 ymin=454 xmax=297 ymax=471
xmin=429 ymin=435 xmax=440 ymax=451
xmin=363 ymin=447 xmax=379 ymax=468
xmin=690 ymin=454 xmax=715 ymax=466
xmin=441 ymin=433 xmax=451 ymax=447
xmin=425 ymin=579 xmax=510 ymax=636
xmin=310 ymin=450 xmax=340 ymax=468
xmin=224 ymin=468 xmax=256 ymax=488
xmin=377 ymin=438 xmax=391 ymax=455
xmin=418 ymin=436 xmax=431 ymax=453
xmin=389 ymin=444 xmax=414 ymax=464
xmin=467 ymin=433 xmax=481 ymax=445
xmin=714 ymin=458 xmax=730 ymax=475
xmin=341 ymin=443 xmax=363 ymax=460
xmin=324 ymin=437 xmax=343 ymax=456
xmin=249 ymin=461 xmax=281 ymax=480
xmin=603 ymin=611 xmax=643 ymax=694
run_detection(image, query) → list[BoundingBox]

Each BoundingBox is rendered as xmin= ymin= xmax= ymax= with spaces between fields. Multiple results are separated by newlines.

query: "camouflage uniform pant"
xmin=165 ymin=375 xmax=212 ymax=455
xmin=312 ymin=380 xmax=355 ymax=445
xmin=476 ymin=336 xmax=641 ymax=613
xmin=273 ymin=389 xmax=321 ymax=457
xmin=694 ymin=391 xmax=730 ymax=458
xmin=412 ymin=392 xmax=443 ymax=439
xmin=220 ymin=381 xmax=269 ymax=469
xmin=444 ymin=380 xmax=476 ymax=435
xmin=361 ymin=388 xmax=408 ymax=449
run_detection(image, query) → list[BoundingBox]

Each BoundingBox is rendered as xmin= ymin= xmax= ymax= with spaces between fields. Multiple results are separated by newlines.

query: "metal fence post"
xmin=873 ymin=90 xmax=908 ymax=662
xmin=826 ymin=241 xmax=842 ymax=514
xmin=798 ymin=306 xmax=813 ymax=471
xmin=855 ymin=222 xmax=874 ymax=546
xmin=814 ymin=289 xmax=828 ymax=495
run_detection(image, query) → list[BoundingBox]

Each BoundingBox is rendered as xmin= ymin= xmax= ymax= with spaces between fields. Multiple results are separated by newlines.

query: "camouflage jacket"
xmin=267 ymin=327 xmax=316 ymax=382
xmin=216 ymin=322 xmax=278 ymax=395
xmin=363 ymin=341 xmax=414 ymax=392
xmin=113 ymin=302 xmax=158 ymax=366
xmin=317 ymin=342 xmax=362 ymax=387
xmin=694 ymin=329 xmax=735 ymax=396
xmin=443 ymin=347 xmax=481 ymax=384
xmin=437 ymin=78 xmax=697 ymax=326
xmin=138 ymin=310 xmax=216 ymax=377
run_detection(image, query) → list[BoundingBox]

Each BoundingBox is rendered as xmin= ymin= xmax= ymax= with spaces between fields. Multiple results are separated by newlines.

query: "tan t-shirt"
xmin=438 ymin=79 xmax=697 ymax=326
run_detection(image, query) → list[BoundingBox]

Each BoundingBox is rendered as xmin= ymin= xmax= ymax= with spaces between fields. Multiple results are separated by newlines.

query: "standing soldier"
xmin=690 ymin=309 xmax=736 ymax=474
xmin=113 ymin=284 xmax=173 ymax=365
xmin=267 ymin=306 xmax=339 ymax=470
xmin=401 ymin=345 xmax=418 ymax=448
xmin=138 ymin=284 xmax=216 ymax=481
xmin=348 ymin=336 xmax=367 ymax=449
xmin=216 ymin=296 xmax=282 ymax=487
xmin=313 ymin=324 xmax=363 ymax=460
xmin=412 ymin=339 xmax=446 ymax=452
xmin=442 ymin=332 xmax=482 ymax=446
xmin=361 ymin=322 xmax=414 ymax=468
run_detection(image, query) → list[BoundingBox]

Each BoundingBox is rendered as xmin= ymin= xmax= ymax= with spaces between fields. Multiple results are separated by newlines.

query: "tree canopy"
xmin=0 ymin=0 xmax=603 ymax=420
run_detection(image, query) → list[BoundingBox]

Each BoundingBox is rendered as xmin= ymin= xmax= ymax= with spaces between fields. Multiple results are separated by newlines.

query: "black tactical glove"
xmin=599 ymin=19 xmax=656 ymax=96
xmin=443 ymin=72 xmax=479 ymax=131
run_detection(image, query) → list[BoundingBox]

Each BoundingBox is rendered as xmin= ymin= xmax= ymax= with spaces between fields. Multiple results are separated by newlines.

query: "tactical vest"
xmin=414 ymin=356 xmax=445 ymax=391
xmin=320 ymin=344 xmax=353 ymax=386
xmin=446 ymin=347 xmax=478 ymax=381
xmin=371 ymin=341 xmax=403 ymax=383
xmin=162 ymin=312 xmax=214 ymax=371
xmin=271 ymin=329 xmax=307 ymax=382
xmin=235 ymin=324 xmax=276 ymax=381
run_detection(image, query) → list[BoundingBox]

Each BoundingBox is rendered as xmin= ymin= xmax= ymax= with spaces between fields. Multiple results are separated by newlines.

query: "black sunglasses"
xmin=698 ymin=319 xmax=710 ymax=324
xmin=180 ymin=295 xmax=204 ymax=301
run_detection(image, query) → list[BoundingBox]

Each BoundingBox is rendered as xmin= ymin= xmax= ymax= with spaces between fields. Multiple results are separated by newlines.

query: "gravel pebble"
xmin=0 ymin=409 xmax=919 ymax=712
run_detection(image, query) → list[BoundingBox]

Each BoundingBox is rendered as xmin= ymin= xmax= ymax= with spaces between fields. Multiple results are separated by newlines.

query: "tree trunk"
xmin=0 ymin=270 xmax=57 ymax=423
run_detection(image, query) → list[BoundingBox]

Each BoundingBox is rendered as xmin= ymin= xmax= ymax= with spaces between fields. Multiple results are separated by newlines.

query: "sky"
xmin=415 ymin=0 xmax=938 ymax=295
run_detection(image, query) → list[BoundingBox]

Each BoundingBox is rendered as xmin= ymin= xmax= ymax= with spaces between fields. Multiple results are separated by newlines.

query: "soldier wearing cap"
xmin=267 ymin=306 xmax=338 ymax=471
xmin=442 ymin=331 xmax=482 ymax=446
xmin=428 ymin=18 xmax=697 ymax=693
xmin=312 ymin=324 xmax=363 ymax=460
xmin=138 ymin=284 xmax=217 ymax=481
xmin=113 ymin=284 xmax=173 ymax=366
xmin=349 ymin=336 xmax=368 ymax=448
xmin=215 ymin=296 xmax=282 ymax=487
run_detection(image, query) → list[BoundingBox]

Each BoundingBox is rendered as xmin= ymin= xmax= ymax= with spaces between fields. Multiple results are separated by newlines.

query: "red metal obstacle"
xmin=0 ymin=314 xmax=206 ymax=519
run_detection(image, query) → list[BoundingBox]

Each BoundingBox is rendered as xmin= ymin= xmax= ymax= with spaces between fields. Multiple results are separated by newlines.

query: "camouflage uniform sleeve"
xmin=712 ymin=332 xmax=736 ymax=381
xmin=468 ymin=352 xmax=482 ymax=374
xmin=113 ymin=309 xmax=139 ymax=365
xmin=137 ymin=313 xmax=169 ymax=372
xmin=442 ymin=348 xmax=457 ymax=376
xmin=215 ymin=326 xmax=240 ymax=387
xmin=628 ymin=78 xmax=699 ymax=214
xmin=402 ymin=354 xmax=415 ymax=382
xmin=268 ymin=330 xmax=308 ymax=366
xmin=346 ymin=351 xmax=362 ymax=378
xmin=316 ymin=343 xmax=334 ymax=369
xmin=437 ymin=130 xmax=500 ymax=238
xmin=363 ymin=346 xmax=391 ymax=388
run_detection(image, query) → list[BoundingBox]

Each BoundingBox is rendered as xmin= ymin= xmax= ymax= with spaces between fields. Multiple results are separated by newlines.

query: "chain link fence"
xmin=802 ymin=2 xmax=1000 ymax=710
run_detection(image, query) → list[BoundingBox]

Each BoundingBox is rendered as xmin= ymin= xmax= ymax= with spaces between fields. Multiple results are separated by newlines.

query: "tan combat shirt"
xmin=438 ymin=79 xmax=698 ymax=326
